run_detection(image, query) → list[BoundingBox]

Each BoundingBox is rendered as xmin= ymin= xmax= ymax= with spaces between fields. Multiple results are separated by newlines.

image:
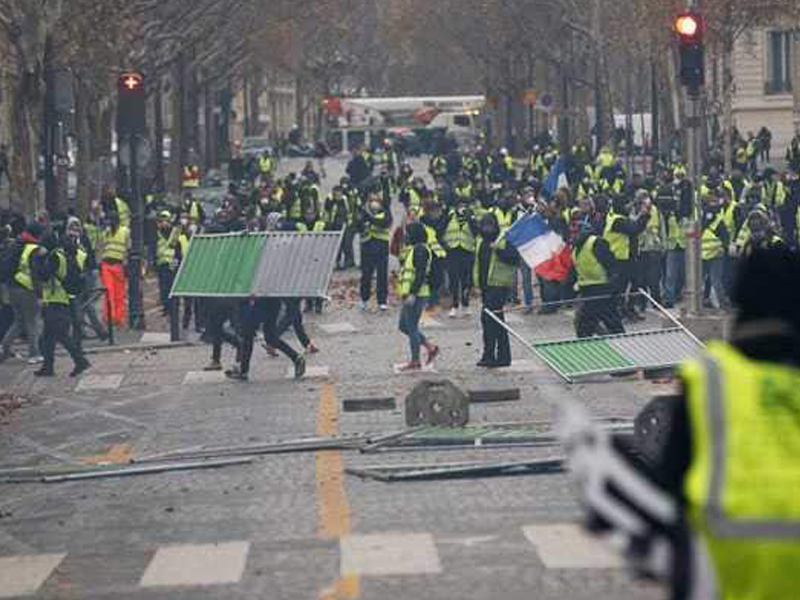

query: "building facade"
xmin=731 ymin=27 xmax=799 ymax=162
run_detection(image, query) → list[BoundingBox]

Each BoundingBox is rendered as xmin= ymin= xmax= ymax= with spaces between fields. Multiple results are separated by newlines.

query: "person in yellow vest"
xmin=635 ymin=190 xmax=665 ymax=306
xmin=443 ymin=197 xmax=477 ymax=318
xmin=566 ymin=247 xmax=800 ymax=600
xmin=258 ymin=152 xmax=274 ymax=180
xmin=474 ymin=213 xmax=519 ymax=368
xmin=572 ymin=220 xmax=625 ymax=338
xmin=358 ymin=192 xmax=392 ymax=311
xmin=396 ymin=222 xmax=440 ymax=371
xmin=659 ymin=184 xmax=690 ymax=308
xmin=181 ymin=192 xmax=205 ymax=226
xmin=603 ymin=195 xmax=649 ymax=319
xmin=0 ymin=222 xmax=44 ymax=363
xmin=155 ymin=211 xmax=178 ymax=315
xmin=32 ymin=236 xmax=90 ymax=377
xmin=700 ymin=194 xmax=731 ymax=310
xmin=419 ymin=196 xmax=448 ymax=310
xmin=99 ymin=211 xmax=130 ymax=327
xmin=183 ymin=163 xmax=201 ymax=189
xmin=65 ymin=217 xmax=107 ymax=345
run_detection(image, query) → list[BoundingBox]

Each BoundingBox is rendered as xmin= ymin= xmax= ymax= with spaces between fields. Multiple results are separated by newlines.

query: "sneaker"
xmin=225 ymin=367 xmax=248 ymax=381
xmin=27 ymin=356 xmax=44 ymax=365
xmin=448 ymin=308 xmax=458 ymax=319
xmin=33 ymin=368 xmax=54 ymax=377
xmin=294 ymin=356 xmax=306 ymax=379
xmin=398 ymin=360 xmax=422 ymax=372
xmin=476 ymin=357 xmax=493 ymax=368
xmin=69 ymin=359 xmax=91 ymax=378
xmin=203 ymin=361 xmax=223 ymax=371
xmin=426 ymin=345 xmax=440 ymax=365
xmin=360 ymin=301 xmax=369 ymax=311
xmin=305 ymin=343 xmax=320 ymax=355
xmin=378 ymin=304 xmax=389 ymax=311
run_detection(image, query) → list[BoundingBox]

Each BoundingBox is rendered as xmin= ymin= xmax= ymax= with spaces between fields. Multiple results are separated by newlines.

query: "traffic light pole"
xmin=128 ymin=135 xmax=145 ymax=331
xmin=684 ymin=93 xmax=703 ymax=317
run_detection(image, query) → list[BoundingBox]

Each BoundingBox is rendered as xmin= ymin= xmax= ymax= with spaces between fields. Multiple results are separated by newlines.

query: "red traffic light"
xmin=675 ymin=11 xmax=702 ymax=40
xmin=119 ymin=71 xmax=144 ymax=92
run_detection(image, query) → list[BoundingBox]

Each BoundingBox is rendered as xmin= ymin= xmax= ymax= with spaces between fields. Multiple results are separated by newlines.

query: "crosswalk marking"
xmin=183 ymin=370 xmax=227 ymax=385
xmin=0 ymin=553 xmax=65 ymax=598
xmin=522 ymin=524 xmax=623 ymax=569
xmin=139 ymin=541 xmax=250 ymax=587
xmin=503 ymin=359 xmax=540 ymax=373
xmin=76 ymin=374 xmax=123 ymax=391
xmin=140 ymin=332 xmax=171 ymax=344
xmin=340 ymin=533 xmax=442 ymax=576
xmin=286 ymin=365 xmax=330 ymax=379
xmin=319 ymin=322 xmax=358 ymax=334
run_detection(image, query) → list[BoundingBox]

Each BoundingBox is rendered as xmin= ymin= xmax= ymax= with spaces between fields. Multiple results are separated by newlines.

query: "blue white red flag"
xmin=504 ymin=213 xmax=573 ymax=282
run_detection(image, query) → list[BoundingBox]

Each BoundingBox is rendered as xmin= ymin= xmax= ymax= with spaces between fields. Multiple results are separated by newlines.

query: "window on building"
xmin=765 ymin=30 xmax=793 ymax=95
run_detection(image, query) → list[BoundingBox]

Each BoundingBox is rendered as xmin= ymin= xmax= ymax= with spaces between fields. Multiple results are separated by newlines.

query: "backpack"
xmin=61 ymin=252 xmax=85 ymax=296
xmin=0 ymin=241 xmax=24 ymax=284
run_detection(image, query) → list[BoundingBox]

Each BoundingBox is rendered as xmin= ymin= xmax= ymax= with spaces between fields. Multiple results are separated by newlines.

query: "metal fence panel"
xmin=533 ymin=328 xmax=705 ymax=382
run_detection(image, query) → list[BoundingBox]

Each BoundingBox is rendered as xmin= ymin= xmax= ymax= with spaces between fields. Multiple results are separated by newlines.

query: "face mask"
xmin=180 ymin=219 xmax=189 ymax=227
xmin=188 ymin=224 xmax=198 ymax=235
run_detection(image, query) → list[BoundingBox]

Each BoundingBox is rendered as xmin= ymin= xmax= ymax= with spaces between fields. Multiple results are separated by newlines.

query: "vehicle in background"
xmin=285 ymin=143 xmax=315 ymax=157
xmin=241 ymin=136 xmax=273 ymax=159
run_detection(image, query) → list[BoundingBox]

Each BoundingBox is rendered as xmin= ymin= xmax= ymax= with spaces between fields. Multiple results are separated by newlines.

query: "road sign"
xmin=118 ymin=135 xmax=153 ymax=167
xmin=522 ymin=89 xmax=538 ymax=106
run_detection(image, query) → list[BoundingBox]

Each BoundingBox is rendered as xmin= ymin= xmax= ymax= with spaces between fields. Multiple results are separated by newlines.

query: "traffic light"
xmin=117 ymin=71 xmax=147 ymax=135
xmin=675 ymin=11 xmax=704 ymax=92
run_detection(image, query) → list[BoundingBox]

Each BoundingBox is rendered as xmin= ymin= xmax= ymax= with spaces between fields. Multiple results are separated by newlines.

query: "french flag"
xmin=543 ymin=157 xmax=570 ymax=198
xmin=504 ymin=213 xmax=573 ymax=282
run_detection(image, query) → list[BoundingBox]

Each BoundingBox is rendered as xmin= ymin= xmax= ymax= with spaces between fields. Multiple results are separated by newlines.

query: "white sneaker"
xmin=360 ymin=301 xmax=369 ymax=311
xmin=448 ymin=308 xmax=458 ymax=319
xmin=27 ymin=356 xmax=44 ymax=365
xmin=378 ymin=304 xmax=389 ymax=311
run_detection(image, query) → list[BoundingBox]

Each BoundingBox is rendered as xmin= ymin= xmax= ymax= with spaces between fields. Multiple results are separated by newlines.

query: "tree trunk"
xmin=6 ymin=73 xmax=40 ymax=216
xmin=74 ymin=82 xmax=91 ymax=218
xmin=722 ymin=36 xmax=734 ymax=173
xmin=168 ymin=55 xmax=185 ymax=196
xmin=793 ymin=30 xmax=800 ymax=134
xmin=249 ymin=71 xmax=263 ymax=135
xmin=153 ymin=75 xmax=166 ymax=192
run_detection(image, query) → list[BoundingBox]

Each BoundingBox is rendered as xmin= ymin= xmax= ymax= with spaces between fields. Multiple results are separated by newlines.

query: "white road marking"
xmin=285 ymin=365 xmax=330 ymax=379
xmin=140 ymin=332 xmax=171 ymax=344
xmin=183 ymin=371 xmax=228 ymax=385
xmin=503 ymin=360 xmax=540 ymax=373
xmin=393 ymin=362 xmax=438 ymax=375
xmin=340 ymin=533 xmax=442 ymax=576
xmin=140 ymin=541 xmax=250 ymax=587
xmin=76 ymin=374 xmax=123 ymax=391
xmin=522 ymin=524 xmax=623 ymax=569
xmin=0 ymin=553 xmax=65 ymax=597
xmin=319 ymin=322 xmax=358 ymax=334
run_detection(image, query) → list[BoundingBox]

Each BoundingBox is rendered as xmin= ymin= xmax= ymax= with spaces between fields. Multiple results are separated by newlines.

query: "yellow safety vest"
xmin=444 ymin=212 xmax=476 ymax=253
xmin=603 ymin=213 xmax=630 ymax=261
xmin=474 ymin=238 xmax=514 ymax=288
xmin=491 ymin=208 xmax=516 ymax=232
xmin=177 ymin=234 xmax=190 ymax=262
xmin=13 ymin=244 xmax=39 ymax=291
xmin=84 ymin=223 xmax=101 ymax=253
xmin=424 ymin=224 xmax=446 ymax=259
xmin=259 ymin=156 xmax=273 ymax=174
xmin=702 ymin=213 xmax=725 ymax=260
xmin=42 ymin=250 xmax=70 ymax=305
xmin=397 ymin=244 xmax=432 ymax=298
xmin=363 ymin=212 xmax=391 ymax=243
xmin=665 ymin=214 xmax=687 ymax=251
xmin=115 ymin=197 xmax=131 ymax=228
xmin=102 ymin=226 xmax=130 ymax=262
xmin=682 ymin=342 xmax=800 ymax=600
xmin=639 ymin=206 xmax=663 ymax=253
xmin=156 ymin=231 xmax=175 ymax=266
xmin=573 ymin=236 xmax=608 ymax=288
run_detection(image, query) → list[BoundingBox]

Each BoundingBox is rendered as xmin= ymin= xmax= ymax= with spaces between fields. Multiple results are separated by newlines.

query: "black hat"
xmin=733 ymin=248 xmax=800 ymax=336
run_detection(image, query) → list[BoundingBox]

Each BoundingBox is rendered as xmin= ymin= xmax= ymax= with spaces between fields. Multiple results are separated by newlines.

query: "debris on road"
xmin=0 ymin=393 xmax=31 ymax=425
xmin=342 ymin=397 xmax=397 ymax=412
xmin=468 ymin=388 xmax=521 ymax=403
xmin=0 ymin=457 xmax=252 ymax=484
xmin=405 ymin=379 xmax=469 ymax=426
xmin=346 ymin=458 xmax=565 ymax=482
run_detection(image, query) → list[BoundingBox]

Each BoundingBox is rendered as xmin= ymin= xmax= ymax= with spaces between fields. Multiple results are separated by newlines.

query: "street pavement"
xmin=0 ymin=158 xmax=668 ymax=600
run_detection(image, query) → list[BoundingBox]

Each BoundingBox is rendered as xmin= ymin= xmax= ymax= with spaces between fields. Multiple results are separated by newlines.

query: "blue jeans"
xmin=704 ymin=257 xmax=730 ymax=309
xmin=520 ymin=266 xmax=534 ymax=307
xmin=399 ymin=296 xmax=427 ymax=361
xmin=664 ymin=249 xmax=685 ymax=306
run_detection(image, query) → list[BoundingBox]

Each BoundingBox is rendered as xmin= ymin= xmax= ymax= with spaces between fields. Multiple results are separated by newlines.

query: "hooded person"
xmin=396 ymin=222 xmax=440 ymax=371
xmin=474 ymin=213 xmax=519 ymax=368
